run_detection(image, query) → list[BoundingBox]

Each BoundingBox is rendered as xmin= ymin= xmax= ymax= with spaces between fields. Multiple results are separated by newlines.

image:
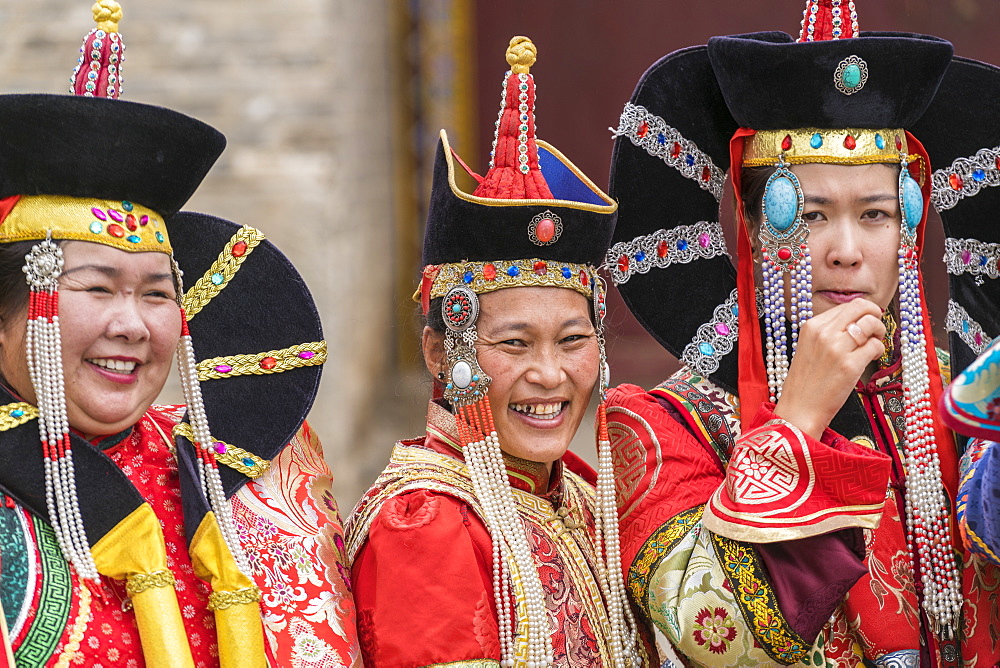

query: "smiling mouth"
xmin=87 ymin=358 xmax=138 ymax=375
xmin=509 ymin=402 xmax=567 ymax=421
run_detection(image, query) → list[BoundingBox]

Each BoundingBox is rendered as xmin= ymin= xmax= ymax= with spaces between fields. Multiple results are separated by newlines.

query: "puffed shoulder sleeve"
xmin=352 ymin=490 xmax=501 ymax=668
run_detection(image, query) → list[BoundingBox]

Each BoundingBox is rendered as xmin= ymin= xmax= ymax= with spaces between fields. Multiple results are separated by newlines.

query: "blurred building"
xmin=5 ymin=0 xmax=1000 ymax=509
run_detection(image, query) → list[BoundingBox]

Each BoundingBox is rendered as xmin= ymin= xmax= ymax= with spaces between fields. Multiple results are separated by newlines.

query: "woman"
xmin=0 ymin=4 xmax=358 ymax=666
xmin=603 ymin=1 xmax=1000 ymax=665
xmin=346 ymin=37 xmax=649 ymax=668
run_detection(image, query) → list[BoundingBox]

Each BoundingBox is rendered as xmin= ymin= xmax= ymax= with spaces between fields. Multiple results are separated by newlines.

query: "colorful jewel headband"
xmin=744 ymin=127 xmax=910 ymax=167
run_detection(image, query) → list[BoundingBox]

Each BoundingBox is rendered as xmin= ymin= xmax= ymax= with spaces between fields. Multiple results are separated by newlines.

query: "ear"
xmin=421 ymin=326 xmax=446 ymax=379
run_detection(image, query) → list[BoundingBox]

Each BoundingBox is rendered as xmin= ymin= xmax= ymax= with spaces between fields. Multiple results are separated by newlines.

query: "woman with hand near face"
xmin=603 ymin=1 xmax=1000 ymax=665
xmin=0 ymin=5 xmax=358 ymax=667
xmin=346 ymin=37 xmax=650 ymax=668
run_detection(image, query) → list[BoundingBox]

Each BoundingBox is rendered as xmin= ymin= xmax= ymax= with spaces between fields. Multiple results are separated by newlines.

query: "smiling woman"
xmin=0 ymin=4 xmax=359 ymax=667
xmin=346 ymin=36 xmax=651 ymax=668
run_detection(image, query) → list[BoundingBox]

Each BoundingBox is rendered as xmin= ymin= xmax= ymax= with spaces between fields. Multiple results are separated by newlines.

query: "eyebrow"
xmin=62 ymin=264 xmax=174 ymax=282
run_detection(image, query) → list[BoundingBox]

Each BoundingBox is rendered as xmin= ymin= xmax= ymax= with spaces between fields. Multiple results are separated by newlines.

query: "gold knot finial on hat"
xmin=506 ymin=36 xmax=537 ymax=74
xmin=92 ymin=0 xmax=122 ymax=33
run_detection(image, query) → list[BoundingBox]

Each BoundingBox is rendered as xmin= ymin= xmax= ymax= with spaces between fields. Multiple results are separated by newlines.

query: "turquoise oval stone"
xmin=698 ymin=342 xmax=716 ymax=357
xmin=901 ymin=174 xmax=923 ymax=231
xmin=10 ymin=409 xmax=24 ymax=418
xmin=875 ymin=133 xmax=885 ymax=150
xmin=763 ymin=175 xmax=799 ymax=232
xmin=810 ymin=133 xmax=823 ymax=149
xmin=155 ymin=231 xmax=165 ymax=243
xmin=842 ymin=63 xmax=862 ymax=89
xmin=211 ymin=272 xmax=224 ymax=285
xmin=89 ymin=221 xmax=103 ymax=234
xmin=126 ymin=235 xmax=141 ymax=244
xmin=451 ymin=303 xmax=462 ymax=313
xmin=241 ymin=457 xmax=256 ymax=467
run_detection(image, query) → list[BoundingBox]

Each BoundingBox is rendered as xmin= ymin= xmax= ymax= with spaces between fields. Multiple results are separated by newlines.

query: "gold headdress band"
xmin=744 ymin=127 xmax=910 ymax=167
xmin=0 ymin=195 xmax=171 ymax=253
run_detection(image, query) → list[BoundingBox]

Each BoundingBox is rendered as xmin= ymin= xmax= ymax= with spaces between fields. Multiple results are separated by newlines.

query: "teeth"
xmin=88 ymin=358 xmax=137 ymax=373
xmin=510 ymin=402 xmax=564 ymax=420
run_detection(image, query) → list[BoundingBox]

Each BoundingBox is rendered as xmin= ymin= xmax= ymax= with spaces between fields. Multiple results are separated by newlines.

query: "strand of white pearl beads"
xmin=790 ymin=249 xmax=814 ymax=355
xmin=762 ymin=259 xmax=790 ymax=402
xmin=175 ymin=329 xmax=251 ymax=575
xmin=897 ymin=249 xmax=962 ymax=637
xmin=465 ymin=426 xmax=553 ymax=667
xmin=464 ymin=436 xmax=517 ymax=665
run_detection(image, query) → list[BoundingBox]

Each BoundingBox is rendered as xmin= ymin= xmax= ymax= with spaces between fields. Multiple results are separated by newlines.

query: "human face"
xmin=471 ymin=287 xmax=599 ymax=468
xmin=0 ymin=241 xmax=180 ymax=438
xmin=792 ymin=162 xmax=902 ymax=316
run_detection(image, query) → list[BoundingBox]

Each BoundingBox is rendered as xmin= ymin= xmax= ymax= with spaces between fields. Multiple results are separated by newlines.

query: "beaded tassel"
xmin=895 ymin=161 xmax=962 ymax=638
xmin=457 ymin=398 xmax=552 ymax=667
xmin=798 ymin=0 xmax=859 ymax=42
xmin=23 ymin=237 xmax=99 ymax=581
xmin=69 ymin=0 xmax=125 ymax=99
xmin=175 ymin=308 xmax=251 ymax=576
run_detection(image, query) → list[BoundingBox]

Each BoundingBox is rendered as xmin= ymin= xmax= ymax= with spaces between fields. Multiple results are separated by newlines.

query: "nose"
xmin=826 ymin=221 xmax=863 ymax=268
xmin=107 ymin=296 xmax=151 ymax=342
xmin=524 ymin=346 xmax=565 ymax=389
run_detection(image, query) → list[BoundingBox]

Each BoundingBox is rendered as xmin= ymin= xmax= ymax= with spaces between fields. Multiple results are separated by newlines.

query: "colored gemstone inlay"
xmin=241 ymin=458 xmax=256 ymax=468
xmin=231 ymin=241 xmax=248 ymax=257
xmin=962 ymin=250 xmax=972 ymax=264
xmin=140 ymin=215 xmax=149 ymax=226
xmin=896 ymin=136 xmax=903 ymax=151
xmin=533 ymin=261 xmax=547 ymax=275
xmin=698 ymin=233 xmax=710 ymax=248
xmin=875 ymin=133 xmax=885 ymax=150
xmin=949 ymin=173 xmax=964 ymax=191
xmin=535 ymin=218 xmax=556 ymax=243
xmin=698 ymin=342 xmax=716 ymax=356
xmin=560 ymin=266 xmax=572 ymax=279
xmin=298 ymin=351 xmax=316 ymax=360
xmin=259 ymin=356 xmax=278 ymax=370
xmin=657 ymin=240 xmax=668 ymax=258
xmin=580 ymin=271 xmax=589 ymax=286
xmin=507 ymin=266 xmax=520 ymax=277
xmin=701 ymin=166 xmax=711 ymax=182
xmin=618 ymin=255 xmax=629 ymax=272
xmin=126 ymin=235 xmax=141 ymax=244
xmin=125 ymin=214 xmax=137 ymax=231
xmin=714 ymin=323 xmax=731 ymax=336
xmin=483 ymin=263 xmax=497 ymax=280
xmin=764 ymin=175 xmax=798 ymax=232
xmin=777 ymin=247 xmax=793 ymax=261
xmin=463 ymin=271 xmax=474 ymax=284
xmin=10 ymin=409 xmax=24 ymax=418
xmin=685 ymin=154 xmax=695 ymax=167
xmin=214 ymin=443 xmax=227 ymax=454
xmin=89 ymin=221 xmax=103 ymax=234
xmin=215 ymin=365 xmax=233 ymax=373
xmin=973 ymin=169 xmax=986 ymax=182
xmin=781 ymin=134 xmax=792 ymax=151
xmin=637 ymin=122 xmax=649 ymax=138
xmin=976 ymin=332 xmax=984 ymax=346
xmin=91 ymin=207 xmax=107 ymax=221
xmin=843 ymin=135 xmax=856 ymax=150
xmin=841 ymin=63 xmax=862 ymax=89
xmin=810 ymin=133 xmax=823 ymax=149
xmin=122 ymin=200 xmax=134 ymax=212
xmin=155 ymin=232 xmax=165 ymax=243
xmin=677 ymin=239 xmax=688 ymax=251
xmin=107 ymin=224 xmax=125 ymax=238
xmin=211 ymin=273 xmax=225 ymax=285
xmin=671 ymin=142 xmax=682 ymax=158
xmin=108 ymin=209 xmax=124 ymax=222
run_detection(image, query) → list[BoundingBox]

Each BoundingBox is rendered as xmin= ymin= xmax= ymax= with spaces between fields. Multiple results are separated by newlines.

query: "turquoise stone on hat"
xmin=841 ymin=63 xmax=862 ymax=89
xmin=810 ymin=133 xmax=823 ymax=149
xmin=901 ymin=173 xmax=923 ymax=232
xmin=763 ymin=175 xmax=799 ymax=232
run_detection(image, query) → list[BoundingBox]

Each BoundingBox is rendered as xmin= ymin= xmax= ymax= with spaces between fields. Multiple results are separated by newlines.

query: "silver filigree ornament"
xmin=527 ymin=210 xmax=563 ymax=246
xmin=834 ymin=55 xmax=868 ymax=96
xmin=22 ymin=236 xmax=65 ymax=290
xmin=441 ymin=286 xmax=491 ymax=406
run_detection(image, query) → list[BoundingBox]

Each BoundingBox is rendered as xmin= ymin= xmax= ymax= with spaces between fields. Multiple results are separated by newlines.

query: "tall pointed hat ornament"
xmin=0 ymin=2 xmax=324 ymax=666
xmin=608 ymin=0 xmax=976 ymax=647
xmin=415 ymin=36 xmax=641 ymax=668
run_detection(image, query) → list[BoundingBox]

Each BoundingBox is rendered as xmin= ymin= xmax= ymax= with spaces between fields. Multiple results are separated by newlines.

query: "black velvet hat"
xmin=608 ymin=29 xmax=954 ymax=396
xmin=418 ymin=37 xmax=617 ymax=312
xmin=0 ymin=94 xmax=225 ymax=218
xmin=168 ymin=211 xmax=325 ymax=497
xmin=910 ymin=57 xmax=1000 ymax=379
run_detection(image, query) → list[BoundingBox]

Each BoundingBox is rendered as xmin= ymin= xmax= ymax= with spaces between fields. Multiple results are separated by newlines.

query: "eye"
xmin=861 ymin=209 xmax=893 ymax=223
xmin=86 ymin=285 xmax=112 ymax=294
xmin=803 ymin=211 xmax=825 ymax=222
xmin=560 ymin=334 xmax=590 ymax=345
xmin=145 ymin=290 xmax=175 ymax=300
xmin=499 ymin=339 xmax=527 ymax=348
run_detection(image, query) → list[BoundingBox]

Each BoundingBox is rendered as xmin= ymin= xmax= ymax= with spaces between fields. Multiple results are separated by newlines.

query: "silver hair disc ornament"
xmin=23 ymin=236 xmax=65 ymax=290
xmin=441 ymin=286 xmax=479 ymax=331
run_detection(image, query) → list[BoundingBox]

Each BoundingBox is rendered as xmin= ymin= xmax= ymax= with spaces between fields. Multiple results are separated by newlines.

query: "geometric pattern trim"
xmin=605 ymin=221 xmax=729 ymax=286
xmin=612 ymin=103 xmax=726 ymax=201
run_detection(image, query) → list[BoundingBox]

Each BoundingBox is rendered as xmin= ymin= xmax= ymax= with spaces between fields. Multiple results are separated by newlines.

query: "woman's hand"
xmin=774 ymin=298 xmax=886 ymax=440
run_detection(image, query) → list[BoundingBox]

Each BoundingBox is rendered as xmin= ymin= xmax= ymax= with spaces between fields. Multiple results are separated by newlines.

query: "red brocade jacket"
xmin=346 ymin=402 xmax=654 ymax=668
xmin=0 ymin=406 xmax=360 ymax=667
xmin=607 ymin=365 xmax=1000 ymax=667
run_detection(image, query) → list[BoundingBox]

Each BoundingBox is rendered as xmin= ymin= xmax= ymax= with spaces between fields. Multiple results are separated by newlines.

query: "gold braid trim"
xmin=743 ymin=128 xmax=907 ymax=166
xmin=172 ymin=422 xmax=270 ymax=478
xmin=182 ymin=226 xmax=265 ymax=320
xmin=0 ymin=403 xmax=37 ymax=431
xmin=207 ymin=585 xmax=262 ymax=611
xmin=125 ymin=569 xmax=176 ymax=596
xmin=196 ymin=341 xmax=326 ymax=381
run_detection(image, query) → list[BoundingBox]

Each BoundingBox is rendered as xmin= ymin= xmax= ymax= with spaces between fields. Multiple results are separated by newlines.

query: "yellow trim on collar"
xmin=1 ymin=195 xmax=170 ymax=253
xmin=440 ymin=129 xmax=618 ymax=213
xmin=743 ymin=128 xmax=907 ymax=167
